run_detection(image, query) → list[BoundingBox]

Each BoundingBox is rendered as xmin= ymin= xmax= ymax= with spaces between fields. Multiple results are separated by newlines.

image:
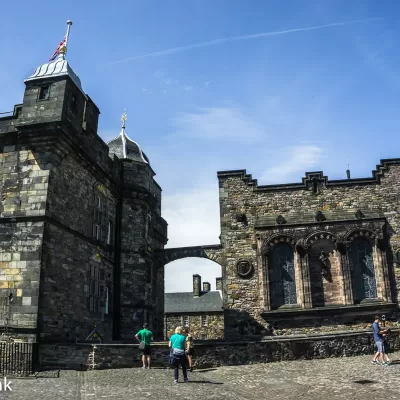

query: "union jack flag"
xmin=49 ymin=36 xmax=67 ymax=62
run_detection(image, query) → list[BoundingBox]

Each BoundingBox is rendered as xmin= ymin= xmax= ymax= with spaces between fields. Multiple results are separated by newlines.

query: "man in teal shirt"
xmin=135 ymin=323 xmax=153 ymax=369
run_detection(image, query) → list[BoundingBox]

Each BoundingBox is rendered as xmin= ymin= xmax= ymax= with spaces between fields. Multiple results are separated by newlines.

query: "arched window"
xmin=350 ymin=237 xmax=377 ymax=302
xmin=269 ymin=242 xmax=297 ymax=308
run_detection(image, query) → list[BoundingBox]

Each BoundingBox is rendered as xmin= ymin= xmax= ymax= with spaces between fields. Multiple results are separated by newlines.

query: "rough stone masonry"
xmin=216 ymin=166 xmax=400 ymax=339
xmin=0 ymin=44 xmax=167 ymax=345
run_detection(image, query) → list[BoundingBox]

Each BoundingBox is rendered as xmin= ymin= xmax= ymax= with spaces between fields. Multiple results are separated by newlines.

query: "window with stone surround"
xmin=107 ymin=220 xmax=113 ymax=245
xmin=105 ymin=287 xmax=109 ymax=314
xmin=182 ymin=316 xmax=189 ymax=327
xmin=350 ymin=237 xmax=377 ymax=302
xmin=92 ymin=194 xmax=103 ymax=241
xmin=201 ymin=315 xmax=207 ymax=327
xmin=38 ymin=85 xmax=50 ymax=101
xmin=89 ymin=264 xmax=100 ymax=313
xmin=269 ymin=242 xmax=297 ymax=308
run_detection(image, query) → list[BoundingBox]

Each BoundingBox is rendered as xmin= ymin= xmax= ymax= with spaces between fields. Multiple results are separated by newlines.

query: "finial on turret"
xmin=49 ymin=20 xmax=73 ymax=62
xmin=121 ymin=109 xmax=127 ymax=129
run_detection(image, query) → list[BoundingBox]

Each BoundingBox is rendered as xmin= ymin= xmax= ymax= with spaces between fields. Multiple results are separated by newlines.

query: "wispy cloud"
xmin=171 ymin=107 xmax=267 ymax=142
xmin=260 ymin=145 xmax=323 ymax=184
xmin=110 ymin=18 xmax=381 ymax=65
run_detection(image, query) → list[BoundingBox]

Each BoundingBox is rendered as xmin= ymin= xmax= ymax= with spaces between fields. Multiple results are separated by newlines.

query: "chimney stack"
xmin=193 ymin=274 xmax=201 ymax=297
xmin=203 ymin=282 xmax=211 ymax=292
xmin=216 ymin=277 xmax=222 ymax=291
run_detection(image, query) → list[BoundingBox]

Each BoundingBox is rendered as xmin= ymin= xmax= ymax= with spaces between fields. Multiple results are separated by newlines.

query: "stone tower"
xmin=0 ymin=21 xmax=167 ymax=343
xmin=107 ymin=114 xmax=167 ymax=339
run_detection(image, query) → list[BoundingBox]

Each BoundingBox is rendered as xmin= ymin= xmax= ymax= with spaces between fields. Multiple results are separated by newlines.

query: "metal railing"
xmin=0 ymin=341 xmax=35 ymax=377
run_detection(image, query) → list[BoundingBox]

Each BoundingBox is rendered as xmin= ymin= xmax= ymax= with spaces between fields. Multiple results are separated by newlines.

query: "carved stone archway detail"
xmin=155 ymin=244 xmax=223 ymax=266
xmin=261 ymin=234 xmax=295 ymax=256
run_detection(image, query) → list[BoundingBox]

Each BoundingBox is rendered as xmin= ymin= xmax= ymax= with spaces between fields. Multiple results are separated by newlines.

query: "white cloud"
xmin=260 ymin=145 xmax=323 ymax=184
xmin=171 ymin=107 xmax=267 ymax=142
xmin=162 ymin=185 xmax=222 ymax=293
xmin=163 ymin=186 xmax=220 ymax=248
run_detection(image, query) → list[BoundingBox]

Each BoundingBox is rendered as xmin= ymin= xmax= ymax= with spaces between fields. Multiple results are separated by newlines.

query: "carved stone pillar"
xmin=373 ymin=238 xmax=391 ymax=302
xmin=259 ymin=240 xmax=271 ymax=311
xmin=295 ymin=241 xmax=312 ymax=308
xmin=336 ymin=241 xmax=354 ymax=305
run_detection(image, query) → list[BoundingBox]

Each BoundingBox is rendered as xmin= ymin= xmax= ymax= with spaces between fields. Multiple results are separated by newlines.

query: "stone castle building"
xmin=0 ymin=45 xmax=167 ymax=343
xmin=165 ymin=275 xmax=224 ymax=340
xmin=1 ymin=23 xmax=400 ymax=358
xmin=216 ymin=165 xmax=400 ymax=339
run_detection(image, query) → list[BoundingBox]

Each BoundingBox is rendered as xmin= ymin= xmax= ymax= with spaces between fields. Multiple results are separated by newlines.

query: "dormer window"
xmin=38 ymin=85 xmax=50 ymax=101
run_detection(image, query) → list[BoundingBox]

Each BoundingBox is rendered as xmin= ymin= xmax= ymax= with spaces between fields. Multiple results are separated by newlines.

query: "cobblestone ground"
xmin=3 ymin=352 xmax=400 ymax=399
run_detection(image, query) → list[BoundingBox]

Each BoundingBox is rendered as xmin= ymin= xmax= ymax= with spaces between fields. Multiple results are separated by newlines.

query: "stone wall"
xmin=217 ymin=163 xmax=400 ymax=339
xmin=0 ymin=148 xmax=49 ymax=338
xmin=38 ymin=328 xmax=400 ymax=370
xmin=40 ymin=224 xmax=114 ymax=342
xmin=119 ymin=159 xmax=166 ymax=340
xmin=165 ymin=313 xmax=224 ymax=340
xmin=1 ymin=68 xmax=167 ymax=344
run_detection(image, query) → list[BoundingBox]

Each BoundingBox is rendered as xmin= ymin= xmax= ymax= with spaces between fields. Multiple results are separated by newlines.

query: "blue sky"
xmin=1 ymin=1 xmax=399 ymax=292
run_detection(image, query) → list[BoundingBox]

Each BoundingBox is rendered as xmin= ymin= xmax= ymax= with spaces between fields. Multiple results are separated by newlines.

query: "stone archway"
xmin=156 ymin=244 xmax=223 ymax=266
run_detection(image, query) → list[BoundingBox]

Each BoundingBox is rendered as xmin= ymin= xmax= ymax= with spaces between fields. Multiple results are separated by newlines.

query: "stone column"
xmin=295 ymin=242 xmax=312 ymax=308
xmin=373 ymin=239 xmax=391 ymax=302
xmin=336 ymin=241 xmax=354 ymax=305
xmin=258 ymin=239 xmax=271 ymax=311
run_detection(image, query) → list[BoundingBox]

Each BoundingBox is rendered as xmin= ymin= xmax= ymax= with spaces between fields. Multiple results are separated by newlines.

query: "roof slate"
xmin=165 ymin=291 xmax=223 ymax=313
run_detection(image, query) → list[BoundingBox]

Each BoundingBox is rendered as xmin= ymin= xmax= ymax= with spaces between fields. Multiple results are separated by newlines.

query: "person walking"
xmin=169 ymin=326 xmax=189 ymax=384
xmin=371 ymin=316 xmax=388 ymax=366
xmin=135 ymin=323 xmax=153 ymax=369
xmin=184 ymin=328 xmax=195 ymax=372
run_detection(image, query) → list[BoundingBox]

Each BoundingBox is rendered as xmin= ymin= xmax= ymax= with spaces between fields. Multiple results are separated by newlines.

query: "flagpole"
xmin=65 ymin=20 xmax=73 ymax=50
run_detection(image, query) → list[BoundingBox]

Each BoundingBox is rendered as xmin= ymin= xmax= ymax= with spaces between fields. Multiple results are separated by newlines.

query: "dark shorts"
xmin=187 ymin=348 xmax=194 ymax=356
xmin=141 ymin=345 xmax=151 ymax=356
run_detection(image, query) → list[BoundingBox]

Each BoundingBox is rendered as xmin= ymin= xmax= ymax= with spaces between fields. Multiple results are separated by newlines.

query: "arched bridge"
xmin=155 ymin=244 xmax=223 ymax=266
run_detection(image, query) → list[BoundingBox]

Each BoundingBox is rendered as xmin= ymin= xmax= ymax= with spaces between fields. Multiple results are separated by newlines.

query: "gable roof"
xmin=165 ymin=291 xmax=223 ymax=314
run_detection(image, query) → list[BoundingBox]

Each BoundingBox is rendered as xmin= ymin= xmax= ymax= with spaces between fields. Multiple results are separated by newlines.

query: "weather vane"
xmin=121 ymin=109 xmax=127 ymax=128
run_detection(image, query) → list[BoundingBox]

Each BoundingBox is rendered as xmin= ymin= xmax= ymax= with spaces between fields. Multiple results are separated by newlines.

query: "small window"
xmin=105 ymin=287 xmax=109 ymax=315
xmin=71 ymin=95 xmax=77 ymax=114
xmin=38 ymin=86 xmax=50 ymax=101
xmin=201 ymin=315 xmax=207 ymax=327
xmin=182 ymin=316 xmax=189 ymax=327
xmin=93 ymin=224 xmax=101 ymax=240
xmin=107 ymin=221 xmax=113 ymax=245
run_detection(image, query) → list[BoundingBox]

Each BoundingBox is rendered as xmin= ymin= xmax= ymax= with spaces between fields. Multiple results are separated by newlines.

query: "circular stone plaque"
xmin=236 ymin=259 xmax=253 ymax=278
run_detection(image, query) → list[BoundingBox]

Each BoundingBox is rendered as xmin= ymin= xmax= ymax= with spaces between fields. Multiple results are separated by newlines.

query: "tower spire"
xmin=121 ymin=109 xmax=127 ymax=129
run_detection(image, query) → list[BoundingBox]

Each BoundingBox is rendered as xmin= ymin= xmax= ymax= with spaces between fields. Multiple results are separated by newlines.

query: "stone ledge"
xmin=39 ymin=329 xmax=400 ymax=371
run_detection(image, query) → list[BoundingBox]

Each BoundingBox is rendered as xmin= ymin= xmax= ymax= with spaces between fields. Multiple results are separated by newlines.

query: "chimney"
xmin=346 ymin=163 xmax=351 ymax=179
xmin=193 ymin=274 xmax=201 ymax=297
xmin=203 ymin=282 xmax=211 ymax=292
xmin=216 ymin=277 xmax=222 ymax=291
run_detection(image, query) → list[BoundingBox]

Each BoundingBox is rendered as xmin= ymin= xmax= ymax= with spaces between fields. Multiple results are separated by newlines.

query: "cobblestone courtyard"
xmin=3 ymin=352 xmax=400 ymax=399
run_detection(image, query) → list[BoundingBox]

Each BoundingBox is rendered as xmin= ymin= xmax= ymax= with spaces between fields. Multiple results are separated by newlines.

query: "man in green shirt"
xmin=135 ymin=323 xmax=153 ymax=369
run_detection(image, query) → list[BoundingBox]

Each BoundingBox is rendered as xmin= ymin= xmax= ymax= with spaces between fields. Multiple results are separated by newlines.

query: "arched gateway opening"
xmin=157 ymin=245 xmax=224 ymax=341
